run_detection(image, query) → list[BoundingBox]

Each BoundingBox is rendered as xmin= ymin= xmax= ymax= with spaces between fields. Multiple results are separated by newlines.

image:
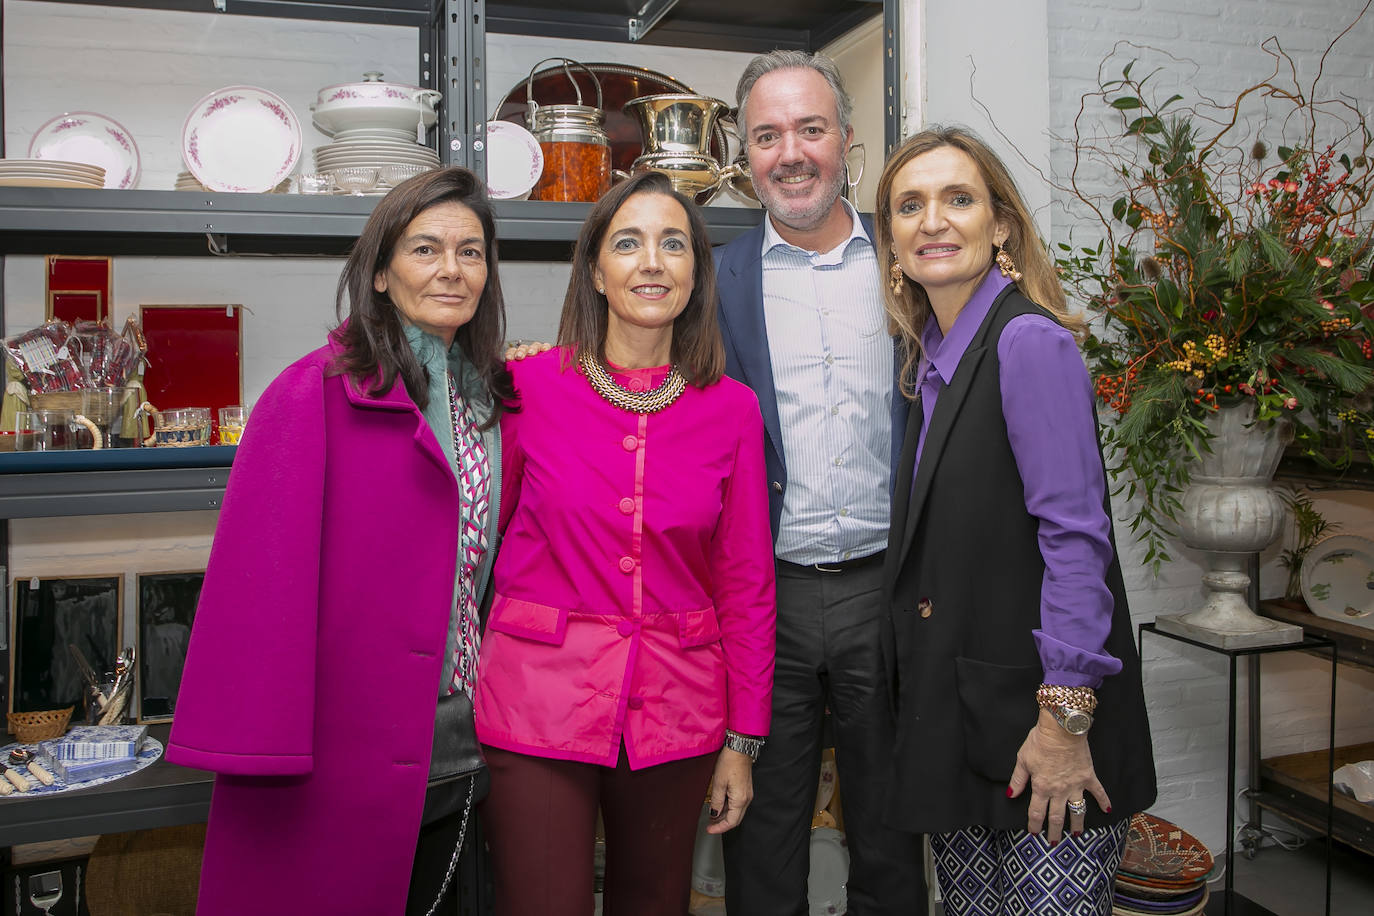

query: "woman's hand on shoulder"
xmin=705 ymin=748 xmax=755 ymax=835
xmin=504 ymin=340 xmax=553 ymax=361
xmin=1007 ymin=708 xmax=1111 ymax=845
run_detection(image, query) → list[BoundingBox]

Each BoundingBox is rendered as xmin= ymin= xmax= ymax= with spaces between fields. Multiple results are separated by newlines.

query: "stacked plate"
xmin=174 ymin=170 xmax=289 ymax=193
xmin=1113 ymin=813 xmax=1213 ymax=916
xmin=314 ymin=128 xmax=439 ymax=189
xmin=29 ymin=111 xmax=140 ymax=189
xmin=0 ymin=158 xmax=106 ymax=189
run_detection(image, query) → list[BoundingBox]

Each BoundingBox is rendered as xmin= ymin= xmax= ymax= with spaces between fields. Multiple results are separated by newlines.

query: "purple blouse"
xmin=913 ymin=271 xmax=1122 ymax=687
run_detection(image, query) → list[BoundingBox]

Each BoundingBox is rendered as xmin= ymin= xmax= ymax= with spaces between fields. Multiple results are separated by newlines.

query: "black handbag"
xmin=423 ymin=689 xmax=489 ymax=825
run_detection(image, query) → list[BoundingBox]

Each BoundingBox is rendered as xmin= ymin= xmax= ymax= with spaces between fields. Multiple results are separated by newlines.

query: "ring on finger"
xmin=1067 ymin=798 xmax=1087 ymax=816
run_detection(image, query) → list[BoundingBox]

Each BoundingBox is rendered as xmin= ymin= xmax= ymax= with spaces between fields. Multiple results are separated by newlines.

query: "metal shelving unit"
xmin=0 ymin=189 xmax=763 ymax=257
xmin=0 ymin=448 xmax=236 ymax=518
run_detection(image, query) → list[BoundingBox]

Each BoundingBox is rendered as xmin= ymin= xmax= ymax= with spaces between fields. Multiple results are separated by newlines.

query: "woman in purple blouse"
xmin=873 ymin=127 xmax=1156 ymax=915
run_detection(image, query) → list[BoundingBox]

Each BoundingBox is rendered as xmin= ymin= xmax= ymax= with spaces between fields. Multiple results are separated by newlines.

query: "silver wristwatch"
xmin=1050 ymin=705 xmax=1094 ymax=736
xmin=724 ymin=729 xmax=765 ymax=762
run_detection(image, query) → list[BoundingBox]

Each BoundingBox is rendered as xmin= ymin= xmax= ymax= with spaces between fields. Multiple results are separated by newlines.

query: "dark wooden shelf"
xmin=1257 ymin=742 xmax=1374 ymax=858
xmin=1259 ymin=600 xmax=1374 ymax=671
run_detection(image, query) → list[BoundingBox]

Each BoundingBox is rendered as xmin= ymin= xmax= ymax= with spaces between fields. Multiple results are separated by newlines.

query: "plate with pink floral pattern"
xmin=181 ymin=86 xmax=301 ymax=193
xmin=29 ymin=112 xmax=140 ymax=189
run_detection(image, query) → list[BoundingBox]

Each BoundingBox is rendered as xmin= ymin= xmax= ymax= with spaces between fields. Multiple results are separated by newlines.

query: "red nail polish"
xmin=1050 ymin=839 xmax=1059 ymax=848
xmin=1105 ymin=806 xmax=1112 ymax=814
xmin=1073 ymin=830 xmax=1081 ymax=837
xmin=1006 ymin=787 xmax=1014 ymax=797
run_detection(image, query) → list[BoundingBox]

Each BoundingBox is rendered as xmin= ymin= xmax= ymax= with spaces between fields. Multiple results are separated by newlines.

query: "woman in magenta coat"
xmin=476 ymin=171 xmax=777 ymax=915
xmin=167 ymin=168 xmax=514 ymax=916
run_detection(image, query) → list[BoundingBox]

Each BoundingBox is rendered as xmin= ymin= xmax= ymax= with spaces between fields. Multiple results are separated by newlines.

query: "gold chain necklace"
xmin=579 ymin=350 xmax=687 ymax=414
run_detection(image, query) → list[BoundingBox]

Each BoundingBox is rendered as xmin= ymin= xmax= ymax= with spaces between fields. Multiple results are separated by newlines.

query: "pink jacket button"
xmin=627 ymin=696 xmax=644 ymax=710
xmin=618 ymin=556 xmax=636 ymax=573
xmin=622 ymin=435 xmax=638 ymax=451
xmin=618 ymin=497 xmax=635 ymax=514
xmin=617 ymin=620 xmax=635 ymax=637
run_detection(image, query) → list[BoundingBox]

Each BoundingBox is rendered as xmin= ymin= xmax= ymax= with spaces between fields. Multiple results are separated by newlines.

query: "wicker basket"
xmin=7 ymin=706 xmax=74 ymax=743
xmin=28 ymin=390 xmax=86 ymax=413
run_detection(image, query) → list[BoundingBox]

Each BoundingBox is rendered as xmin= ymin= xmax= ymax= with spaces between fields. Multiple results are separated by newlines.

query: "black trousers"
xmin=407 ymin=804 xmax=481 ymax=916
xmin=723 ymin=560 xmax=927 ymax=915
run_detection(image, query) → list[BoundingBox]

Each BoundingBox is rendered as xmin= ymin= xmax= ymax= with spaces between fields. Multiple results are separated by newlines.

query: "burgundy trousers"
xmin=480 ymin=744 xmax=716 ymax=916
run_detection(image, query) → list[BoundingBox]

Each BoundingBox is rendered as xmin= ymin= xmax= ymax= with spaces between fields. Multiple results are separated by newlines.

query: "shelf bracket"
xmin=627 ymin=0 xmax=679 ymax=42
xmin=206 ymin=233 xmax=230 ymax=256
xmin=212 ymin=0 xmax=226 ymax=11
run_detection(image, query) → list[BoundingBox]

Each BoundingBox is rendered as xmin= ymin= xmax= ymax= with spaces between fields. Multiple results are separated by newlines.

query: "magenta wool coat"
xmin=476 ymin=349 xmax=776 ymax=768
xmin=167 ymin=337 xmax=496 ymax=916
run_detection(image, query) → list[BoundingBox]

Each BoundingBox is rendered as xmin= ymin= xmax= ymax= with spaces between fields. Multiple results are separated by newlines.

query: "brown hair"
xmin=557 ymin=171 xmax=724 ymax=386
xmin=873 ymin=126 xmax=1082 ymax=396
xmin=333 ymin=166 xmax=514 ymax=425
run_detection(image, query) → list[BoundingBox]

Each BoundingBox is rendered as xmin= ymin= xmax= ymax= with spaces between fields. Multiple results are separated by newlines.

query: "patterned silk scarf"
xmin=447 ymin=372 xmax=490 ymax=697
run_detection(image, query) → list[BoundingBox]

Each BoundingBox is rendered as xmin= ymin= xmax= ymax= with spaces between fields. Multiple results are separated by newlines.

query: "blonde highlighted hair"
xmin=873 ymin=126 xmax=1083 ymax=397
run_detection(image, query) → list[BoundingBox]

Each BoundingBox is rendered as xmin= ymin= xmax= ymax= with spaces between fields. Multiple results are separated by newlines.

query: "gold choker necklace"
xmin=579 ymin=351 xmax=686 ymax=414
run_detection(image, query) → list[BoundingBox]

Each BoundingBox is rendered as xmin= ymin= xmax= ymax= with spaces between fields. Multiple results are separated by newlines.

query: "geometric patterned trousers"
xmin=930 ymin=820 xmax=1129 ymax=916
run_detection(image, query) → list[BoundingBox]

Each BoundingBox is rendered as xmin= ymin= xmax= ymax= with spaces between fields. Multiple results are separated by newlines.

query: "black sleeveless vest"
xmin=882 ymin=286 xmax=1156 ymax=833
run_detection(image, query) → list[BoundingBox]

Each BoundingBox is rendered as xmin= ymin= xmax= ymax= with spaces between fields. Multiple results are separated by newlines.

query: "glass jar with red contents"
xmin=522 ymin=59 xmax=612 ymax=203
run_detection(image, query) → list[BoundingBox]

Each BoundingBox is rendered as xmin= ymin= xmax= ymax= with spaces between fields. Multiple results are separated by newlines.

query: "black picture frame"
xmin=135 ymin=571 xmax=204 ymax=723
xmin=9 ymin=575 xmax=123 ymax=716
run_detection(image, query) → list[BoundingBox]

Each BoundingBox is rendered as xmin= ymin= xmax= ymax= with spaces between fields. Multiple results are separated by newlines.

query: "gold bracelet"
xmin=1036 ymin=683 xmax=1097 ymax=712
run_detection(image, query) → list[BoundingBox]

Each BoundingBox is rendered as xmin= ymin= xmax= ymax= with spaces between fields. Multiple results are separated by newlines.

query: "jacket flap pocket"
xmin=954 ymin=656 xmax=1042 ymax=782
xmin=678 ymin=606 xmax=721 ymax=648
xmin=487 ymin=594 xmax=569 ymax=645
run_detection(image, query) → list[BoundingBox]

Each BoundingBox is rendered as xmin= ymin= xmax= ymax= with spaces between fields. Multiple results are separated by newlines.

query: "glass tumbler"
xmin=15 ymin=409 xmax=80 ymax=451
xmin=218 ymin=405 xmax=246 ymax=445
xmin=152 ymin=407 xmax=212 ymax=447
xmin=81 ymin=386 xmax=143 ymax=448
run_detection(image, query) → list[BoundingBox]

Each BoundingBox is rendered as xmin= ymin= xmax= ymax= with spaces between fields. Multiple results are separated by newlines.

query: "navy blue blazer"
xmin=713 ymin=215 xmax=908 ymax=539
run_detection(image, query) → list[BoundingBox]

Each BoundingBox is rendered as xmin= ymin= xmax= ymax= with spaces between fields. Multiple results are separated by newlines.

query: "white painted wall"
xmin=822 ymin=15 xmax=885 ymax=212
xmin=912 ymin=0 xmax=1053 ymax=234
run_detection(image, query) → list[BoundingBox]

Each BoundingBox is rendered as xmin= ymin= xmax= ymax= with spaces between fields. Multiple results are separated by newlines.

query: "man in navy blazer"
xmin=714 ymin=49 xmax=924 ymax=916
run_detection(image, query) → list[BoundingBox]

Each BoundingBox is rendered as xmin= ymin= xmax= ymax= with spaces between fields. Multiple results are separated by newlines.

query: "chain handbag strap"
xmin=423 ymin=777 xmax=477 ymax=916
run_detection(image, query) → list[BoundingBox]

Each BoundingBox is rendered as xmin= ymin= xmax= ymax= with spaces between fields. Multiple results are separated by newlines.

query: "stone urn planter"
xmin=1155 ymin=403 xmax=1304 ymax=648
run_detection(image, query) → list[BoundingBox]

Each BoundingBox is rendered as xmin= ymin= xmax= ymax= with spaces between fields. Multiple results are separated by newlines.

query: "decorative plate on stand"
xmin=1300 ymin=534 xmax=1374 ymax=629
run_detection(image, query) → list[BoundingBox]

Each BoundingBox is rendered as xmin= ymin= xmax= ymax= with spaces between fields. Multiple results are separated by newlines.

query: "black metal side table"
xmin=1137 ymin=623 xmax=1337 ymax=916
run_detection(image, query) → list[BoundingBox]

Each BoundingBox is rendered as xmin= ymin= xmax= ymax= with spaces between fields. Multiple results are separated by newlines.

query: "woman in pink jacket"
xmin=476 ymin=171 xmax=777 ymax=915
xmin=168 ymin=168 xmax=513 ymax=916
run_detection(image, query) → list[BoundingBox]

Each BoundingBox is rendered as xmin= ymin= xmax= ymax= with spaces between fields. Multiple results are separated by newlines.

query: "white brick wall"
xmin=1047 ymin=0 xmax=1374 ymax=855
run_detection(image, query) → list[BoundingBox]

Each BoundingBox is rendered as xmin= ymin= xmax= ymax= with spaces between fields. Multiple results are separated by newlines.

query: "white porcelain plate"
xmin=182 ymin=86 xmax=301 ymax=193
xmin=29 ymin=112 xmax=140 ymax=189
xmin=484 ymin=120 xmax=543 ymax=200
xmin=807 ymin=827 xmax=849 ymax=916
xmin=1300 ymin=534 xmax=1374 ymax=629
xmin=332 ymin=128 xmax=417 ymax=141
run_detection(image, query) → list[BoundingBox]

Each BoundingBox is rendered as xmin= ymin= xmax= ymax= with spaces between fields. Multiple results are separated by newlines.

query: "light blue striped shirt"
xmin=761 ymin=202 xmax=894 ymax=565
